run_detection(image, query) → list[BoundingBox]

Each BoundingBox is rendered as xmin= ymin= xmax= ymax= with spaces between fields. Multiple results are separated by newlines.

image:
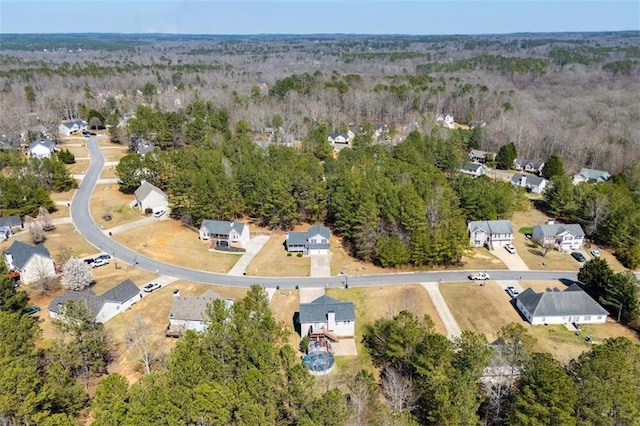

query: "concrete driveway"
xmin=227 ymin=235 xmax=270 ymax=276
xmin=420 ymin=282 xmax=461 ymax=340
xmin=491 ymin=245 xmax=530 ymax=271
xmin=310 ymin=254 xmax=331 ymax=277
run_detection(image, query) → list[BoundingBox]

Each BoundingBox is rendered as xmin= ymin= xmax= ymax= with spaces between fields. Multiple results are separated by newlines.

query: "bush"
xmin=57 ymin=149 xmax=76 ymax=164
xmin=287 ymin=252 xmax=292 ymax=257
xmin=144 ymin=207 xmax=153 ymax=215
xmin=299 ymin=336 xmax=310 ymax=353
xmin=297 ymin=252 xmax=303 ymax=257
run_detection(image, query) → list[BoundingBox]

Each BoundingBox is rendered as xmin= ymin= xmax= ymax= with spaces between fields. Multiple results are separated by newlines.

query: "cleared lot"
xmin=90 ymin=184 xmax=144 ymax=228
xmin=246 ymin=232 xmax=310 ymax=277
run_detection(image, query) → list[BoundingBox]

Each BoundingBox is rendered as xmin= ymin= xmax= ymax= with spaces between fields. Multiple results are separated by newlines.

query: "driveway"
xmin=227 ymin=235 xmax=270 ymax=276
xmin=491 ymin=245 xmax=530 ymax=271
xmin=420 ymin=282 xmax=462 ymax=340
xmin=310 ymin=254 xmax=331 ymax=277
xmin=104 ymin=215 xmax=168 ymax=236
xmin=299 ymin=287 xmax=325 ymax=303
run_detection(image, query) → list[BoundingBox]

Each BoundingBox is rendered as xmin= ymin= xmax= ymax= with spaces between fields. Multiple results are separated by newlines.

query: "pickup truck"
xmin=468 ymin=272 xmax=490 ymax=280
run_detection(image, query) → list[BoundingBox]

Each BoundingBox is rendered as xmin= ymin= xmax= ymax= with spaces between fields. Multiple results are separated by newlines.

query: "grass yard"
xmin=113 ymin=220 xmax=241 ymax=273
xmin=50 ymin=204 xmax=69 ymax=219
xmin=330 ymin=235 xmax=402 ymax=276
xmin=269 ymin=288 xmax=303 ymax=351
xmin=326 ymin=284 xmax=447 ymax=377
xmin=90 ymin=265 xmax=156 ymax=295
xmin=90 ymin=184 xmax=144 ymax=228
xmin=58 ymin=144 xmax=89 ymax=159
xmin=100 ymin=165 xmax=118 ymax=179
xmin=246 ymin=232 xmax=310 ymax=277
xmin=49 ymin=189 xmax=76 ymax=203
xmin=459 ymin=247 xmax=507 ymax=270
xmin=101 ymin=146 xmax=129 ymax=162
xmin=66 ymin=159 xmax=90 ymax=175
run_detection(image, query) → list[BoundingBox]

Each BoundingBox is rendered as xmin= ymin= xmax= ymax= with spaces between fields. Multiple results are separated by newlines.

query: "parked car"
xmin=590 ymin=250 xmax=601 ymax=258
xmin=92 ymin=257 xmax=109 ymax=268
xmin=505 ymin=244 xmax=517 ymax=254
xmin=153 ymin=209 xmax=166 ymax=218
xmin=83 ymin=258 xmax=95 ymax=266
xmin=143 ymin=282 xmax=161 ymax=293
xmin=26 ymin=305 xmax=41 ymax=315
xmin=469 ymin=272 xmax=490 ymax=280
xmin=95 ymin=254 xmax=111 ymax=262
xmin=506 ymin=286 xmax=519 ymax=298
xmin=571 ymin=252 xmax=587 ymax=262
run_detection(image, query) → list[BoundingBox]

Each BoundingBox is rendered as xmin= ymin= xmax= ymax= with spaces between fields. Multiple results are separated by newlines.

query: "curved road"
xmin=71 ymin=138 xmax=580 ymax=288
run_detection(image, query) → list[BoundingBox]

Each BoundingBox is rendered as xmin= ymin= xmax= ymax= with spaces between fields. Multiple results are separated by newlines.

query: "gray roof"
xmin=469 ymin=149 xmax=487 ymax=159
xmin=328 ymin=132 xmax=348 ymax=140
xmin=0 ymin=215 xmax=22 ymax=229
xmin=200 ymin=220 xmax=247 ymax=236
xmin=101 ymin=279 xmax=140 ymax=303
xmin=299 ymin=295 xmax=355 ymax=323
xmin=514 ymin=159 xmax=544 ymax=169
xmin=575 ymin=168 xmax=611 ymax=182
xmin=4 ymin=241 xmax=52 ymax=270
xmin=468 ymin=220 xmax=513 ymax=236
xmin=461 ymin=162 xmax=483 ymax=173
xmin=136 ymin=140 xmax=155 ymax=156
xmin=134 ymin=181 xmax=167 ymax=201
xmin=28 ymin=138 xmax=55 ymax=152
xmin=516 ymin=284 xmax=609 ymax=318
xmin=511 ymin=174 xmax=547 ymax=187
xmin=287 ymin=225 xmax=331 ymax=249
xmin=60 ymin=120 xmax=86 ymax=129
xmin=169 ymin=290 xmax=227 ymax=322
xmin=534 ymin=223 xmax=584 ymax=238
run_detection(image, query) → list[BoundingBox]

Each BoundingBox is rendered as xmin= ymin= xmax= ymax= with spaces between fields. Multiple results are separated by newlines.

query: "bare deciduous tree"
xmin=62 ymin=257 xmax=94 ymax=291
xmin=26 ymin=216 xmax=45 ymax=244
xmin=381 ymin=367 xmax=417 ymax=413
xmin=125 ymin=316 xmax=165 ymax=375
xmin=37 ymin=206 xmax=55 ymax=232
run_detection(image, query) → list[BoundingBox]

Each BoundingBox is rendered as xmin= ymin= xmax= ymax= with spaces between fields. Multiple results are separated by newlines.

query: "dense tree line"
xmin=361 ymin=311 xmax=640 ymax=425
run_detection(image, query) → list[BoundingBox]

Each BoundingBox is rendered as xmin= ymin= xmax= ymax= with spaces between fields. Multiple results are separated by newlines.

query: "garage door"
xmin=309 ymin=249 xmax=328 ymax=255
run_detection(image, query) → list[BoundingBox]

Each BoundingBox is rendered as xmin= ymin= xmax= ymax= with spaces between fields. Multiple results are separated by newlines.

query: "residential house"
xmin=327 ymin=132 xmax=349 ymax=145
xmin=298 ymin=295 xmax=355 ymax=339
xmin=436 ymin=114 xmax=455 ymax=129
xmin=573 ymin=168 xmax=611 ymax=185
xmin=532 ymin=221 xmax=585 ymax=252
xmin=199 ymin=220 xmax=250 ymax=247
xmin=468 ymin=149 xmax=489 ymax=164
xmin=460 ymin=162 xmax=486 ymax=177
xmin=48 ymin=279 xmax=141 ymax=323
xmin=373 ymin=124 xmax=390 ymax=139
xmin=133 ymin=138 xmax=155 ymax=156
xmin=3 ymin=240 xmax=55 ymax=284
xmin=511 ymin=174 xmax=549 ymax=194
xmin=285 ymin=224 xmax=331 ymax=255
xmin=467 ymin=220 xmax=514 ymax=249
xmin=167 ymin=289 xmax=234 ymax=335
xmin=513 ymin=159 xmax=545 ymax=174
xmin=0 ymin=215 xmax=23 ymax=242
xmin=515 ymin=284 xmax=608 ymax=325
xmin=134 ymin=181 xmax=168 ymax=213
xmin=28 ymin=138 xmax=56 ymax=159
xmin=58 ymin=119 xmax=88 ymax=136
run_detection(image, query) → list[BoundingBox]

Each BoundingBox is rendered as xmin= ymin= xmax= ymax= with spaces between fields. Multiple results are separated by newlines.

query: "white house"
xmin=436 ymin=114 xmax=455 ymax=129
xmin=134 ymin=181 xmax=168 ymax=213
xmin=3 ymin=241 xmax=55 ymax=284
xmin=573 ymin=168 xmax=611 ymax=185
xmin=467 ymin=220 xmax=514 ymax=249
xmin=511 ymin=174 xmax=549 ymax=194
xmin=28 ymin=138 xmax=56 ymax=159
xmin=0 ymin=215 xmax=23 ymax=242
xmin=327 ymin=132 xmax=349 ymax=144
xmin=167 ymin=290 xmax=234 ymax=335
xmin=460 ymin=163 xmax=486 ymax=177
xmin=468 ymin=149 xmax=489 ymax=164
xmin=48 ymin=279 xmax=141 ymax=323
xmin=199 ymin=220 xmax=250 ymax=247
xmin=515 ymin=284 xmax=608 ymax=325
xmin=532 ymin=221 xmax=585 ymax=252
xmin=58 ymin=119 xmax=87 ymax=136
xmin=285 ymin=224 xmax=331 ymax=255
xmin=298 ymin=295 xmax=355 ymax=339
xmin=513 ymin=159 xmax=545 ymax=174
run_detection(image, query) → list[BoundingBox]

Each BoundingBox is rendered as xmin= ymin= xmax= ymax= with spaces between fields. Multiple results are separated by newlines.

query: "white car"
xmin=469 ymin=272 xmax=490 ymax=280
xmin=143 ymin=283 xmax=161 ymax=293
xmin=505 ymin=244 xmax=517 ymax=254
xmin=92 ymin=258 xmax=109 ymax=268
xmin=591 ymin=250 xmax=601 ymax=258
xmin=506 ymin=286 xmax=520 ymax=298
xmin=153 ymin=209 xmax=166 ymax=218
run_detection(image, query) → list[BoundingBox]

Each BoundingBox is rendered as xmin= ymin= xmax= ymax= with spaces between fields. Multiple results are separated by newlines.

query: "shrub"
xmin=144 ymin=207 xmax=153 ymax=215
xmin=299 ymin=336 xmax=310 ymax=353
xmin=297 ymin=252 xmax=303 ymax=257
xmin=287 ymin=252 xmax=292 ymax=257
xmin=57 ymin=149 xmax=76 ymax=164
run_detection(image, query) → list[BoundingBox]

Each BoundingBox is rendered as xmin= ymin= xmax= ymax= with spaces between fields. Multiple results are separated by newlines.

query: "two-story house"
xmin=467 ymin=220 xmax=514 ymax=249
xmin=532 ymin=221 xmax=585 ymax=252
xmin=285 ymin=225 xmax=331 ymax=255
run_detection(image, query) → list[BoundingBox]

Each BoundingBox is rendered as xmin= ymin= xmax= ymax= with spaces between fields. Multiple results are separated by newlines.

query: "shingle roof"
xmin=299 ymin=295 xmax=355 ymax=323
xmin=28 ymin=138 xmax=55 ymax=152
xmin=200 ymin=220 xmax=247 ymax=237
xmin=469 ymin=149 xmax=487 ymax=159
xmin=169 ymin=290 xmax=228 ymax=322
xmin=134 ymin=181 xmax=167 ymax=201
xmin=575 ymin=168 xmax=610 ymax=181
xmin=287 ymin=225 xmax=331 ymax=249
xmin=461 ymin=162 xmax=483 ymax=172
xmin=535 ymin=223 xmax=584 ymax=238
xmin=516 ymin=285 xmax=609 ymax=318
xmin=60 ymin=120 xmax=85 ymax=129
xmin=101 ymin=279 xmax=140 ymax=303
xmin=468 ymin=220 xmax=513 ymax=236
xmin=4 ymin=241 xmax=51 ymax=270
xmin=0 ymin=215 xmax=22 ymax=229
xmin=511 ymin=174 xmax=547 ymax=187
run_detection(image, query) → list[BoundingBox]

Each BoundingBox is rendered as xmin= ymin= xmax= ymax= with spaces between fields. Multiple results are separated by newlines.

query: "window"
xmin=584 ymin=315 xmax=591 ymax=321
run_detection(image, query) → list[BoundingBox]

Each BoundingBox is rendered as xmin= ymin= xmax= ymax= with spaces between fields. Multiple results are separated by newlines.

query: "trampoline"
xmin=302 ymin=351 xmax=335 ymax=376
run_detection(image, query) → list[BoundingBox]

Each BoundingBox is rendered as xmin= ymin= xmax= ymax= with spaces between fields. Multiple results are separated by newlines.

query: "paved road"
xmin=71 ymin=138 xmax=585 ymax=288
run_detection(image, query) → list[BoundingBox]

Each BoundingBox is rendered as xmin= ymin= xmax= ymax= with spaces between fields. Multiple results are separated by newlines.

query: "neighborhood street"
xmin=70 ymin=138 xmax=585 ymax=288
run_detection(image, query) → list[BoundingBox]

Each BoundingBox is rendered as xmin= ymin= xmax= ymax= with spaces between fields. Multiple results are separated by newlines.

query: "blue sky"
xmin=1 ymin=1 xmax=638 ymax=34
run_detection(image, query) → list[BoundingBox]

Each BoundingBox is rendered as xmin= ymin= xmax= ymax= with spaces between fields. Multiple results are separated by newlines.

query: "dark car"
xmin=95 ymin=254 xmax=111 ymax=262
xmin=571 ymin=252 xmax=586 ymax=262
xmin=26 ymin=305 xmax=41 ymax=315
xmin=84 ymin=258 xmax=95 ymax=265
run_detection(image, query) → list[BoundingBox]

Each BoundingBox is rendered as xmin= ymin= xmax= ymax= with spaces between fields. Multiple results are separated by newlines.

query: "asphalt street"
xmin=70 ymin=138 xmax=581 ymax=288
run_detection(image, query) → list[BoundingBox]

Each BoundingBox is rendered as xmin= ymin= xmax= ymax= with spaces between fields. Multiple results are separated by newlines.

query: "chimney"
xmin=547 ymin=219 xmax=555 ymax=225
xmin=285 ymin=232 xmax=289 ymax=240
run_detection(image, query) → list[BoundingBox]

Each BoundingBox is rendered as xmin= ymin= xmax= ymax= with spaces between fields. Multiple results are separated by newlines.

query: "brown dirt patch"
xmin=50 ymin=205 xmax=69 ymax=219
xmin=246 ymin=232 xmax=310 ymax=276
xmin=269 ymin=289 xmax=303 ymax=352
xmin=460 ymin=247 xmax=507 ymax=270
xmin=58 ymin=144 xmax=89 ymax=158
xmin=100 ymin=166 xmax=118 ymax=179
xmin=90 ymin=185 xmax=144 ymax=228
xmin=101 ymin=146 xmax=129 ymax=162
xmin=49 ymin=189 xmax=76 ymax=203
xmin=66 ymin=160 xmax=90 ymax=175
xmin=112 ymin=220 xmax=241 ymax=273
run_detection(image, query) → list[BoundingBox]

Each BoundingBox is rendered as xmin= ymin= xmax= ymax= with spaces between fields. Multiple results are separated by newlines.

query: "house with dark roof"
xmin=134 ymin=138 xmax=155 ymax=156
xmin=573 ymin=168 xmax=611 ymax=185
xmin=467 ymin=220 xmax=514 ymax=249
xmin=513 ymin=159 xmax=545 ymax=174
xmin=199 ymin=220 xmax=250 ymax=246
xmin=468 ymin=149 xmax=489 ymax=164
xmin=460 ymin=162 xmax=486 ymax=178
xmin=515 ymin=284 xmax=608 ymax=325
xmin=48 ymin=279 xmax=141 ymax=323
xmin=134 ymin=181 xmax=168 ymax=213
xmin=511 ymin=174 xmax=549 ymax=194
xmin=167 ymin=289 xmax=234 ymax=335
xmin=3 ymin=241 xmax=55 ymax=284
xmin=298 ymin=295 xmax=355 ymax=339
xmin=327 ymin=132 xmax=349 ymax=145
xmin=532 ymin=221 xmax=584 ymax=252
xmin=285 ymin=225 xmax=331 ymax=255
xmin=0 ymin=215 xmax=23 ymax=241
xmin=28 ymin=138 xmax=56 ymax=159
xmin=58 ymin=119 xmax=87 ymax=136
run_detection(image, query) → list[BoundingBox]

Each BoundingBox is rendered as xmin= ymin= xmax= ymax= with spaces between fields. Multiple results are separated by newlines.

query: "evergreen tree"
xmin=495 ymin=142 xmax=517 ymax=170
xmin=542 ymin=153 xmax=564 ymax=179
